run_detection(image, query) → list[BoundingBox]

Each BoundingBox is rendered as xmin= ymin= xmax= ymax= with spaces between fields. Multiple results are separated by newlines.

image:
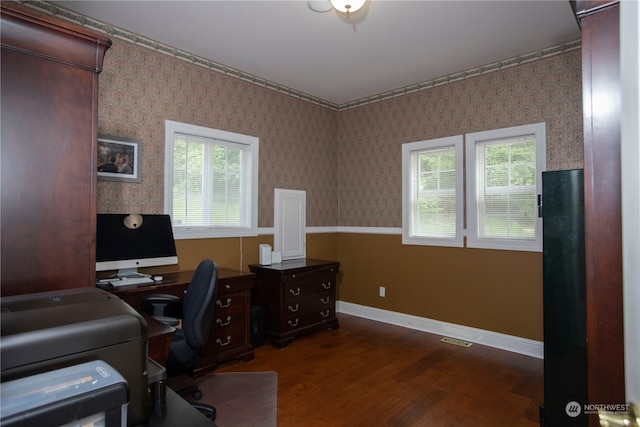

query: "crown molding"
xmin=24 ymin=1 xmax=581 ymax=112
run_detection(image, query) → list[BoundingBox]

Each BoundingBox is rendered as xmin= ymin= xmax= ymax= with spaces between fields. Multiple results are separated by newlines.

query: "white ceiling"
xmin=52 ymin=0 xmax=581 ymax=107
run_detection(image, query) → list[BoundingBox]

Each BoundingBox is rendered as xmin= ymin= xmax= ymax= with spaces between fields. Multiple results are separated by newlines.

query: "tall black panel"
xmin=540 ymin=169 xmax=587 ymax=426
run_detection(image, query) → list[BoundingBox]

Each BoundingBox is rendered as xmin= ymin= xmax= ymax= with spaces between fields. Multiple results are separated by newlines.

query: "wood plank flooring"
xmin=214 ymin=314 xmax=543 ymax=427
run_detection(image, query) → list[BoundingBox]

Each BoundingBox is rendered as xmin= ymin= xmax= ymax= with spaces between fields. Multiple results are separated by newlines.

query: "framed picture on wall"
xmin=97 ymin=134 xmax=142 ymax=183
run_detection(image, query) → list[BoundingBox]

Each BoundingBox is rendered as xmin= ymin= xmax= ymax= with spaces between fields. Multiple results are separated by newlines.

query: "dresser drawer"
xmin=283 ymin=306 xmax=336 ymax=332
xmin=283 ymin=292 xmax=334 ymax=315
xmin=283 ymin=276 xmax=336 ymax=302
xmin=280 ymin=263 xmax=338 ymax=281
xmin=282 ymin=293 xmax=335 ymax=329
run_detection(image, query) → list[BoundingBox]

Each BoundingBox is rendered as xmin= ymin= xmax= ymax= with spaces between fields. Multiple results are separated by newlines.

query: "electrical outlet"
xmin=379 ymin=286 xmax=386 ymax=297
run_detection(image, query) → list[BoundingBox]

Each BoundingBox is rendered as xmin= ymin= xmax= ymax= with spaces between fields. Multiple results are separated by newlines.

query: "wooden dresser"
xmin=250 ymin=259 xmax=340 ymax=348
xmin=109 ymin=268 xmax=255 ymax=376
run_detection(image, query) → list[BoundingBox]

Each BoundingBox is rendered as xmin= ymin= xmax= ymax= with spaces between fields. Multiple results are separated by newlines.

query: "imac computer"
xmin=96 ymin=213 xmax=178 ymax=277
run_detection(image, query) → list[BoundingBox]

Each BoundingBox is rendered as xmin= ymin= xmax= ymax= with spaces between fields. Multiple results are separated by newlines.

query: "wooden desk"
xmin=144 ymin=314 xmax=175 ymax=366
xmin=109 ymin=269 xmax=255 ymax=376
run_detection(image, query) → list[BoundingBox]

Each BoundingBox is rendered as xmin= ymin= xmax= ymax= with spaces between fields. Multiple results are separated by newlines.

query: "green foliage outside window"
xmin=414 ymin=148 xmax=457 ymax=237
xmin=481 ymin=139 xmax=536 ymax=238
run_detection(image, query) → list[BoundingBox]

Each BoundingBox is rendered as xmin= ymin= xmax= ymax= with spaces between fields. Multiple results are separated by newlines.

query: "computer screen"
xmin=96 ymin=214 xmax=178 ymax=276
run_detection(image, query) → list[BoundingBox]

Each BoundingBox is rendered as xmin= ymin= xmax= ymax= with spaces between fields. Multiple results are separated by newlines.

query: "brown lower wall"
xmin=144 ymin=231 xmax=542 ymax=341
xmin=337 ymin=233 xmax=543 ymax=341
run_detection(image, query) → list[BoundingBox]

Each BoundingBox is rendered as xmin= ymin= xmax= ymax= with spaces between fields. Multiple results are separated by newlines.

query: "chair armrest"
xmin=141 ymin=293 xmax=182 ymax=317
xmin=141 ymin=293 xmax=181 ymax=303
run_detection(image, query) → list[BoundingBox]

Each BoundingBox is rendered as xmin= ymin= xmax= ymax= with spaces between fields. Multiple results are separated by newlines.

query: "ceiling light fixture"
xmin=330 ymin=0 xmax=367 ymax=14
xmin=308 ymin=0 xmax=367 ymax=15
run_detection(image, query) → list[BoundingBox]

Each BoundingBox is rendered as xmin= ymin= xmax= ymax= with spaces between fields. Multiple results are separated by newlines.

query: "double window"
xmin=164 ymin=120 xmax=259 ymax=239
xmin=402 ymin=123 xmax=545 ymax=252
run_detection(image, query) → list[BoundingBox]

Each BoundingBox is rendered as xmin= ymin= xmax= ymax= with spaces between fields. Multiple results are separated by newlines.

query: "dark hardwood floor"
xmin=214 ymin=313 xmax=543 ymax=427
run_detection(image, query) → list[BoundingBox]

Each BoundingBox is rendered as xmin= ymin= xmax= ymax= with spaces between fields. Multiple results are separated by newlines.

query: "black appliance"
xmin=1 ymin=288 xmax=149 ymax=426
xmin=539 ymin=169 xmax=588 ymax=426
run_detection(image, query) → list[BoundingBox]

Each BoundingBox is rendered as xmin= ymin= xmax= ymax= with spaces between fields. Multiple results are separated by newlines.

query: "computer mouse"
xmin=153 ymin=276 xmax=163 ymax=282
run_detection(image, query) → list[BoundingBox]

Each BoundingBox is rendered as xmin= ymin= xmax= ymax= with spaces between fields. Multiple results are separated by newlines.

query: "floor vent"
xmin=441 ymin=337 xmax=473 ymax=347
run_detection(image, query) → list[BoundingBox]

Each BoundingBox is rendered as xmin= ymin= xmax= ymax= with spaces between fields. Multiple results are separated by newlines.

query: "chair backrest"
xmin=182 ymin=259 xmax=218 ymax=350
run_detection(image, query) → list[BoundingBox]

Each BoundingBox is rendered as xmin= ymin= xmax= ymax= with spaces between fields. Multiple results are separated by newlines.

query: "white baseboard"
xmin=337 ymin=301 xmax=543 ymax=359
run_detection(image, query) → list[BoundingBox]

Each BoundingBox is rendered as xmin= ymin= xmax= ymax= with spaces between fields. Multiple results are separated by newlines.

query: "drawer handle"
xmin=320 ymin=310 xmax=330 ymax=318
xmin=322 ymin=282 xmax=332 ymax=290
xmin=216 ymin=298 xmax=232 ymax=308
xmin=216 ymin=336 xmax=232 ymax=346
xmin=216 ymin=316 xmax=232 ymax=326
xmin=320 ymin=297 xmax=330 ymax=304
xmin=288 ymin=318 xmax=299 ymax=327
xmin=289 ymin=287 xmax=301 ymax=296
xmin=225 ymin=284 xmax=231 ymax=290
xmin=288 ymin=304 xmax=299 ymax=312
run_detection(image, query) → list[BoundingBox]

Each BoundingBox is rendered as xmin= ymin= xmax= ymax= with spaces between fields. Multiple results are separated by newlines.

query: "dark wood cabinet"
xmin=574 ymin=0 xmax=626 ymax=418
xmin=250 ymin=259 xmax=340 ymax=348
xmin=110 ymin=269 xmax=255 ymax=376
xmin=1 ymin=3 xmax=111 ymax=297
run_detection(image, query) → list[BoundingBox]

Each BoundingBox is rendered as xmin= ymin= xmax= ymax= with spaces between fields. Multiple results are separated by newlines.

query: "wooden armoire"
xmin=1 ymin=3 xmax=111 ymax=297
xmin=574 ymin=1 xmax=625 ymax=424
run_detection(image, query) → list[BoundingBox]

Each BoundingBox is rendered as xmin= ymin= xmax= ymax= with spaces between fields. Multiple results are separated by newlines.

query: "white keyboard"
xmin=107 ymin=276 xmax=154 ymax=287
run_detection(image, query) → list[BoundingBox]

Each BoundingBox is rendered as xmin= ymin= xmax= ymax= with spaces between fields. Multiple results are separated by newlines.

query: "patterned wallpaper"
xmin=76 ymin=8 xmax=582 ymax=229
xmin=338 ymin=50 xmax=583 ymax=227
xmin=97 ymin=39 xmax=339 ymax=227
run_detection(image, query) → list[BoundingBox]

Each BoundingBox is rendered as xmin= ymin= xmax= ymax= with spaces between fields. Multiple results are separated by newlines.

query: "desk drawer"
xmin=213 ymin=301 xmax=246 ymax=334
xmin=204 ymin=300 xmax=247 ymax=358
xmin=218 ymin=275 xmax=253 ymax=294
xmin=208 ymin=324 xmax=246 ymax=352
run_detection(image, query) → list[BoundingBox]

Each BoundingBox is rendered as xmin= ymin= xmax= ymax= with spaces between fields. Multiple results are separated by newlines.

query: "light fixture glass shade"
xmin=330 ymin=0 xmax=366 ymax=14
xmin=307 ymin=0 xmax=333 ymax=13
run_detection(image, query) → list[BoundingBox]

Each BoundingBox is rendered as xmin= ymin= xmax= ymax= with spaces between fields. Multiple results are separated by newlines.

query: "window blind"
xmin=171 ymin=132 xmax=253 ymax=231
xmin=475 ymin=135 xmax=537 ymax=239
xmin=410 ymin=146 xmax=458 ymax=238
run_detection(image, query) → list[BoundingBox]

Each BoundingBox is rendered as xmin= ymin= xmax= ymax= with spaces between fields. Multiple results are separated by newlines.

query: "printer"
xmin=0 ymin=288 xmax=150 ymax=426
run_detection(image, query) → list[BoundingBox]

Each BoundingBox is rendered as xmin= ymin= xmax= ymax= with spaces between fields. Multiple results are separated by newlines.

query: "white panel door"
xmin=274 ymin=189 xmax=306 ymax=260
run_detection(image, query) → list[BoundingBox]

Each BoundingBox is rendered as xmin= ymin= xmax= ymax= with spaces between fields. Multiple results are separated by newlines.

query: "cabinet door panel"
xmin=1 ymin=4 xmax=111 ymax=297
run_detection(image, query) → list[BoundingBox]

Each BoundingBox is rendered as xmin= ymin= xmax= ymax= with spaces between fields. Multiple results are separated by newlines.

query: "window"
xmin=164 ymin=120 xmax=258 ymax=239
xmin=402 ymin=135 xmax=464 ymax=247
xmin=466 ymin=123 xmax=545 ymax=251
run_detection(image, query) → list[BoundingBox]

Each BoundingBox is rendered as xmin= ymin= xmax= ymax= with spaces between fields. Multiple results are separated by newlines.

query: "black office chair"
xmin=141 ymin=259 xmax=219 ymax=421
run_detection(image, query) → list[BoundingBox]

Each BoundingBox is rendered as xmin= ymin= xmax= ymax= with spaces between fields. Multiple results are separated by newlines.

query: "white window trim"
xmin=402 ymin=135 xmax=464 ymax=247
xmin=164 ymin=120 xmax=259 ymax=239
xmin=465 ymin=122 xmax=546 ymax=252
